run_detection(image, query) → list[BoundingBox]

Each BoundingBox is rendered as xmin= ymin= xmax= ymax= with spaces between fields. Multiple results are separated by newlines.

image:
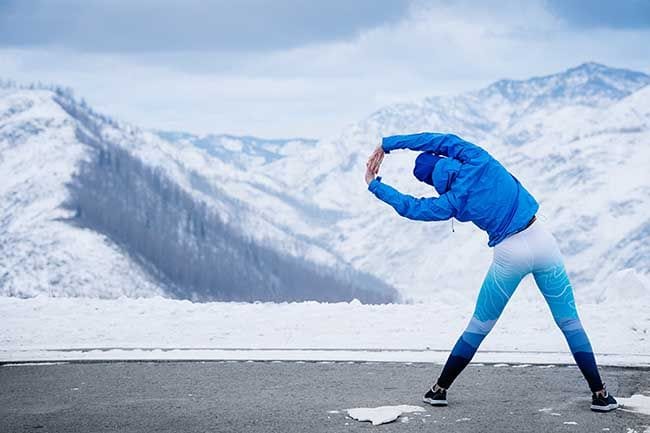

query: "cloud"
xmin=0 ymin=1 xmax=648 ymax=139
xmin=0 ymin=0 xmax=411 ymax=52
xmin=545 ymin=0 xmax=650 ymax=29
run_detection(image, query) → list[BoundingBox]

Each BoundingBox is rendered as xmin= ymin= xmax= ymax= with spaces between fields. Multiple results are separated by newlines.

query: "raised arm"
xmin=381 ymin=133 xmax=489 ymax=165
xmin=368 ymin=177 xmax=455 ymax=221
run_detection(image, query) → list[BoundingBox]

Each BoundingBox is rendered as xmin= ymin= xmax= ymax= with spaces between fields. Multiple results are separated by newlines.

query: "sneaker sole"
xmin=590 ymin=403 xmax=619 ymax=412
xmin=423 ymin=397 xmax=448 ymax=406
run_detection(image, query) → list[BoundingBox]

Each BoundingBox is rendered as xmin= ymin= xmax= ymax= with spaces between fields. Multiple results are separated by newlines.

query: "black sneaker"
xmin=423 ymin=385 xmax=448 ymax=406
xmin=591 ymin=388 xmax=618 ymax=412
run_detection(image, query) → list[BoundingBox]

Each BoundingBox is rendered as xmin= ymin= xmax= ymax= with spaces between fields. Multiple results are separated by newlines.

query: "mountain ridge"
xmin=1 ymin=62 xmax=648 ymax=303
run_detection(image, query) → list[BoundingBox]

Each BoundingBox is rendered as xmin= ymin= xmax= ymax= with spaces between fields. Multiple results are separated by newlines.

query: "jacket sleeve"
xmin=381 ymin=132 xmax=489 ymax=165
xmin=368 ymin=178 xmax=455 ymax=221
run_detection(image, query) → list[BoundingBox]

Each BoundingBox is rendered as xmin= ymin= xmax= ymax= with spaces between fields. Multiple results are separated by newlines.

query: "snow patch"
xmin=346 ymin=405 xmax=425 ymax=426
xmin=619 ymin=394 xmax=650 ymax=416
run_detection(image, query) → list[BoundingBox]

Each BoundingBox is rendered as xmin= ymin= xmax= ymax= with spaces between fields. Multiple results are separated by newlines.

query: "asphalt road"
xmin=1 ymin=360 xmax=649 ymax=433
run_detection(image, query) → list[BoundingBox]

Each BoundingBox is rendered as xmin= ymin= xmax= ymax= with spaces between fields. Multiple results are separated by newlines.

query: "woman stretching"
xmin=365 ymin=132 xmax=618 ymax=412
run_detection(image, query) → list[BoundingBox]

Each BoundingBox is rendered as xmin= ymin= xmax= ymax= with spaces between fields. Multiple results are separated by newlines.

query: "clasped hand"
xmin=365 ymin=145 xmax=385 ymax=185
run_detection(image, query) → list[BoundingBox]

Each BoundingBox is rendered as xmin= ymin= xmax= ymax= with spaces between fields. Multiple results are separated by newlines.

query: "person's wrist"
xmin=380 ymin=138 xmax=390 ymax=154
xmin=368 ymin=176 xmax=382 ymax=190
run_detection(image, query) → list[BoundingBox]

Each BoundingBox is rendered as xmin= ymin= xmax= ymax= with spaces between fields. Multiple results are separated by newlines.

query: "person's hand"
xmin=366 ymin=145 xmax=385 ymax=175
xmin=365 ymin=165 xmax=376 ymax=185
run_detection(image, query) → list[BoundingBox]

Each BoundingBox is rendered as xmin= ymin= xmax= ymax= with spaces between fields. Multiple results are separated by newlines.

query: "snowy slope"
xmin=175 ymin=63 xmax=649 ymax=303
xmin=0 ymin=88 xmax=162 ymax=297
xmin=0 ymin=84 xmax=397 ymax=302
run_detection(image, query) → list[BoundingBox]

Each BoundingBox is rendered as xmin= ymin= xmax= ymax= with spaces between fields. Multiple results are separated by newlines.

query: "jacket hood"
xmin=432 ymin=157 xmax=461 ymax=195
xmin=413 ymin=152 xmax=442 ymax=185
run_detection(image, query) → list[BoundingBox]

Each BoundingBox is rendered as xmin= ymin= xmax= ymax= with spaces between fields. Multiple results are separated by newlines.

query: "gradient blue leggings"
xmin=437 ymin=223 xmax=603 ymax=392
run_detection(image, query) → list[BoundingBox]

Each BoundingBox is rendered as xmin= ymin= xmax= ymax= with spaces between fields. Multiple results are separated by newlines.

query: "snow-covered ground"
xmin=2 ymin=288 xmax=648 ymax=365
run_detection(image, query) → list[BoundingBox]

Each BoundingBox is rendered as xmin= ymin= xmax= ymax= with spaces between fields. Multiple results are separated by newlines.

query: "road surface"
xmin=1 ymin=360 xmax=649 ymax=432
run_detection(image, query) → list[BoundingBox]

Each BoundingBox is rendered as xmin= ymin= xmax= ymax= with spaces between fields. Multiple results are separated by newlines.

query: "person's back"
xmin=369 ymin=133 xmax=538 ymax=246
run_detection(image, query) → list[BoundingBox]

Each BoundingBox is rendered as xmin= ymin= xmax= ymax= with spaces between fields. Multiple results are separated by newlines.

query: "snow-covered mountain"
xmin=163 ymin=62 xmax=649 ymax=303
xmin=1 ymin=63 xmax=648 ymax=304
xmin=0 ymin=83 xmax=397 ymax=303
xmin=157 ymin=132 xmax=317 ymax=170
xmin=317 ymin=63 xmax=650 ymax=302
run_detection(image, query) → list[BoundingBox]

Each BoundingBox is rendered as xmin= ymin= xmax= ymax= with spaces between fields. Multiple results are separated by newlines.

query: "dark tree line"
xmin=56 ymin=96 xmax=398 ymax=303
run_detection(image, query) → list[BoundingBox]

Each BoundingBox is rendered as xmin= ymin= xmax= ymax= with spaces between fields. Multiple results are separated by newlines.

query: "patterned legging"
xmin=437 ymin=222 xmax=604 ymax=392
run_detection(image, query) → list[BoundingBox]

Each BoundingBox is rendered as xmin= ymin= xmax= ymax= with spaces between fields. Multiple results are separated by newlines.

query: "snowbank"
xmin=1 ymin=294 xmax=648 ymax=364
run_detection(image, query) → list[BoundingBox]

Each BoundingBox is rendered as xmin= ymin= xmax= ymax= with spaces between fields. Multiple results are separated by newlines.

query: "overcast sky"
xmin=1 ymin=0 xmax=649 ymax=138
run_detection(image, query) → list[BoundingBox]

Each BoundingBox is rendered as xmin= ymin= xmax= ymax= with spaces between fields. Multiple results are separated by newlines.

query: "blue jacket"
xmin=368 ymin=133 xmax=539 ymax=247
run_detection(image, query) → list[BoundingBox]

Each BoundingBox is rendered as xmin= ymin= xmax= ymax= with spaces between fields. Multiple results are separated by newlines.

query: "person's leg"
xmin=436 ymin=252 xmax=527 ymax=389
xmin=533 ymin=263 xmax=604 ymax=392
xmin=529 ymin=226 xmax=604 ymax=393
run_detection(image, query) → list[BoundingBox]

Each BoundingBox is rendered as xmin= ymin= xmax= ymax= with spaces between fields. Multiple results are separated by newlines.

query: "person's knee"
xmin=467 ymin=315 xmax=497 ymax=333
xmin=555 ymin=317 xmax=582 ymax=332
xmin=461 ymin=316 xmax=496 ymax=347
xmin=556 ymin=317 xmax=593 ymax=352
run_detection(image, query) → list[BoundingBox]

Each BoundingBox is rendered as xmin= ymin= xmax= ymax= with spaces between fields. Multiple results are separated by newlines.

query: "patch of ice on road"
xmin=327 ymin=410 xmax=340 ymax=414
xmin=538 ymin=407 xmax=553 ymax=412
xmin=619 ymin=394 xmax=650 ymax=416
xmin=456 ymin=417 xmax=471 ymax=422
xmin=400 ymin=416 xmax=410 ymax=423
xmin=564 ymin=421 xmax=578 ymax=425
xmin=346 ymin=405 xmax=425 ymax=426
xmin=538 ymin=365 xmax=555 ymax=368
xmin=602 ymin=428 xmax=610 ymax=431
xmin=551 ymin=412 xmax=562 ymax=416
xmin=512 ymin=364 xmax=531 ymax=368
xmin=493 ymin=363 xmax=509 ymax=367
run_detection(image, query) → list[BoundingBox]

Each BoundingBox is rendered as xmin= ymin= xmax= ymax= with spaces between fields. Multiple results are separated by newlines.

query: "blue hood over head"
xmin=413 ymin=152 xmax=461 ymax=195
xmin=431 ymin=157 xmax=462 ymax=195
xmin=413 ymin=152 xmax=441 ymax=185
